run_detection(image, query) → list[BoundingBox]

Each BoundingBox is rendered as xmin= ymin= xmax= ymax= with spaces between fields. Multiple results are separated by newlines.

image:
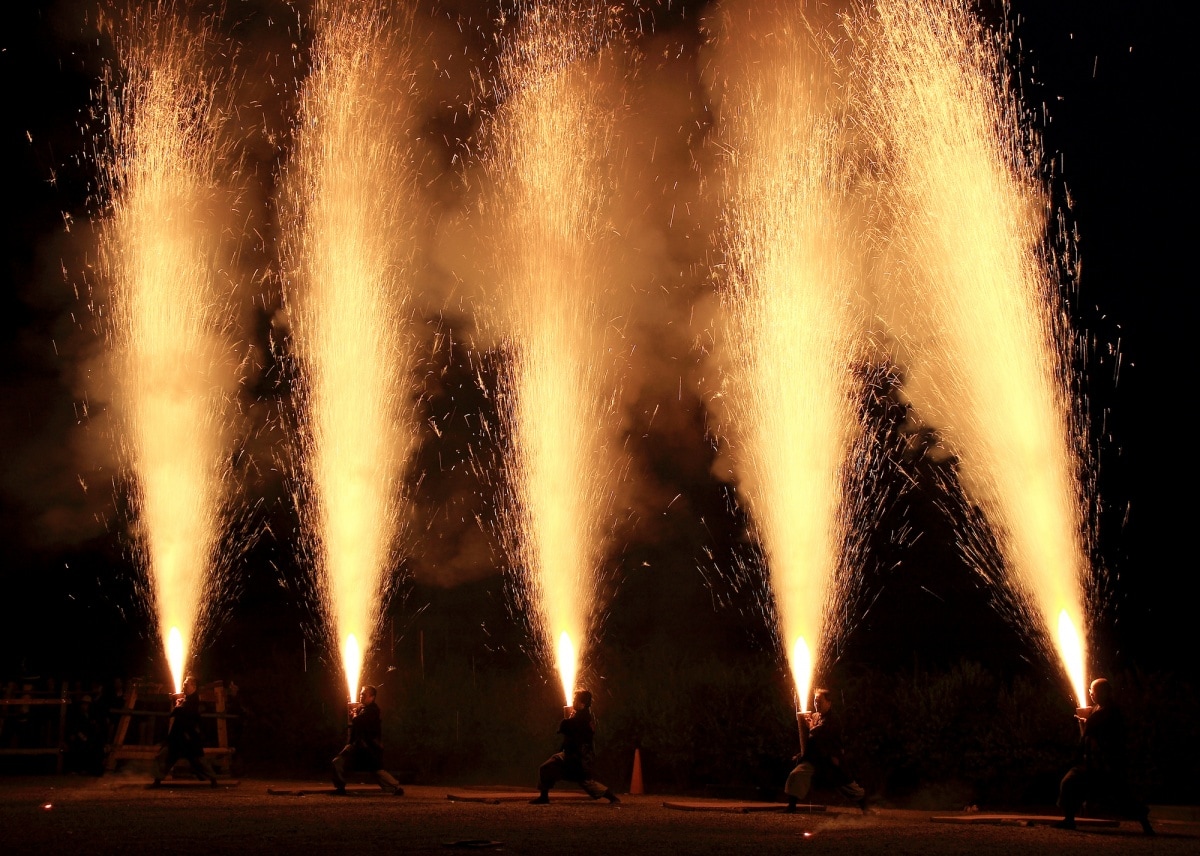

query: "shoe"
xmin=333 ymin=785 xmax=346 ymax=795
xmin=858 ymin=798 xmax=869 ymax=814
xmin=604 ymin=791 xmax=621 ymax=804
xmin=1141 ymin=818 xmax=1155 ymax=836
xmin=785 ymin=798 xmax=798 ymax=814
xmin=391 ymin=786 xmax=405 ymax=797
xmin=529 ymin=794 xmax=550 ymax=804
xmin=210 ymin=777 xmax=218 ymax=788
xmin=1051 ymin=818 xmax=1076 ymax=830
xmin=151 ymin=778 xmax=162 ymax=788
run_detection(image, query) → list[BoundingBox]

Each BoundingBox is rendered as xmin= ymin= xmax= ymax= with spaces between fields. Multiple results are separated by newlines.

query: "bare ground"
xmin=2 ymin=777 xmax=1196 ymax=856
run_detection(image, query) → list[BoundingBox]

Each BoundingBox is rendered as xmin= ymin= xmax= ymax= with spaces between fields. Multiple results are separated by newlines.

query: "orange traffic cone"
xmin=629 ymin=748 xmax=644 ymax=795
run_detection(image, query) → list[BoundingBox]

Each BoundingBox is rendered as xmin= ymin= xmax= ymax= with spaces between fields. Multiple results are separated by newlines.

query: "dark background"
xmin=1 ymin=0 xmax=1192 ymax=806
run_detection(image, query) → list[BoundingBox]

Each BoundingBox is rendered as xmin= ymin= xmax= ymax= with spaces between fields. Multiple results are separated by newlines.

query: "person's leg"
xmin=1055 ymin=766 xmax=1086 ymax=829
xmin=1111 ymin=780 xmax=1154 ymax=835
xmin=835 ymin=778 xmax=867 ymax=809
xmin=784 ymin=762 xmax=815 ymax=810
xmin=152 ymin=746 xmax=178 ymax=785
xmin=578 ymin=775 xmax=619 ymax=803
xmin=374 ymin=767 xmax=403 ymax=795
xmin=187 ymin=751 xmax=218 ymax=786
xmin=531 ymin=754 xmax=563 ymax=803
xmin=331 ymin=745 xmax=352 ymax=793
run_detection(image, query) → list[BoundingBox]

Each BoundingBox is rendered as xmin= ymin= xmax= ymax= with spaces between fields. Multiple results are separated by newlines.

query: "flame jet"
xmin=282 ymin=0 xmax=421 ymax=703
xmin=98 ymin=2 xmax=239 ymax=694
xmin=860 ymin=0 xmax=1091 ymax=703
xmin=707 ymin=1 xmax=869 ymax=711
xmin=479 ymin=1 xmax=625 ymax=705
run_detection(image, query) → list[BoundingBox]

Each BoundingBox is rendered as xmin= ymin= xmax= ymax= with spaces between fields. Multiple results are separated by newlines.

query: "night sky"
xmin=0 ymin=0 xmax=1191 ymax=703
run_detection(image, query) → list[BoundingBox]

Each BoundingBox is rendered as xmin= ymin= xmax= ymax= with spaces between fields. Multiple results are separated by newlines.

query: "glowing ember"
xmin=708 ymin=2 xmax=866 ymax=702
xmin=790 ymin=637 xmax=813 ymax=713
xmin=166 ymin=626 xmax=185 ymax=694
xmin=282 ymin=0 xmax=421 ymax=700
xmin=556 ymin=631 xmax=578 ymax=707
xmin=97 ymin=2 xmax=238 ymax=691
xmin=481 ymin=2 xmax=624 ymax=696
xmin=1057 ymin=609 xmax=1088 ymax=706
xmin=862 ymin=0 xmax=1091 ymax=695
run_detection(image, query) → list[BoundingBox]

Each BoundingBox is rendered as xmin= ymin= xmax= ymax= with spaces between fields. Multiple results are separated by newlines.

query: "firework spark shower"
xmin=704 ymin=0 xmax=871 ymax=710
xmin=281 ymin=0 xmax=422 ymax=703
xmin=860 ymin=0 xmax=1092 ymax=703
xmin=97 ymin=1 xmax=241 ymax=694
xmin=478 ymin=0 xmax=627 ymax=704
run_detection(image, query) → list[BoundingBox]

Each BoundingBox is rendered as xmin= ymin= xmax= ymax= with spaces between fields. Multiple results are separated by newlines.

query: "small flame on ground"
xmin=167 ymin=626 xmax=185 ymax=694
xmin=556 ymin=631 xmax=577 ymax=707
xmin=791 ymin=636 xmax=813 ymax=713
xmin=1057 ymin=609 xmax=1087 ymax=706
xmin=343 ymin=633 xmax=363 ymax=704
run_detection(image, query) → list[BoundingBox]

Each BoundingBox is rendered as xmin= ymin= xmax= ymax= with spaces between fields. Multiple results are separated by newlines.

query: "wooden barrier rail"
xmin=0 ymin=696 xmax=68 ymax=773
xmin=105 ymin=680 xmax=237 ymax=776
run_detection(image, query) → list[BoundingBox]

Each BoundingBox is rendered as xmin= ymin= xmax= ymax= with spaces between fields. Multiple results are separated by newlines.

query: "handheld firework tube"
xmin=563 ymin=705 xmax=572 ymax=719
xmin=346 ymin=700 xmax=361 ymax=738
xmin=1074 ymin=704 xmax=1094 ymax=736
xmin=796 ymin=710 xmax=810 ymax=758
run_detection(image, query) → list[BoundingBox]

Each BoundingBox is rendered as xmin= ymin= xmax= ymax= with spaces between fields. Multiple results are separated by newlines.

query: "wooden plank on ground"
xmin=112 ymin=779 xmax=240 ymax=789
xmin=931 ymin=814 xmax=1119 ymax=828
xmin=447 ymin=791 xmax=593 ymax=804
xmin=266 ymin=785 xmax=398 ymax=797
xmin=663 ymin=800 xmax=824 ymax=814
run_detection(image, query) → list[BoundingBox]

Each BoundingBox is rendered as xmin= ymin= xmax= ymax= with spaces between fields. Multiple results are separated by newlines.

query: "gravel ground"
xmin=2 ymin=777 xmax=1196 ymax=856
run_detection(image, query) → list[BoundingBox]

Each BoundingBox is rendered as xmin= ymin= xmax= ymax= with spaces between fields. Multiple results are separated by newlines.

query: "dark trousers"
xmin=1058 ymin=765 xmax=1149 ymax=822
xmin=153 ymin=744 xmax=215 ymax=782
xmin=537 ymin=752 xmax=608 ymax=798
xmin=331 ymin=744 xmax=399 ymax=791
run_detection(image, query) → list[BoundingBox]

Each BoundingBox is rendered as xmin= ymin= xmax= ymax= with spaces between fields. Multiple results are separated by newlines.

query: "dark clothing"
xmin=1058 ymin=704 xmax=1149 ymax=825
xmin=64 ymin=701 xmax=105 ymax=775
xmin=330 ymin=701 xmax=400 ymax=793
xmin=153 ymin=690 xmax=216 ymax=783
xmin=168 ymin=690 xmax=205 ymax=753
xmin=803 ymin=707 xmax=848 ymax=768
xmin=785 ymin=708 xmax=865 ymax=804
xmin=536 ymin=708 xmax=611 ymax=799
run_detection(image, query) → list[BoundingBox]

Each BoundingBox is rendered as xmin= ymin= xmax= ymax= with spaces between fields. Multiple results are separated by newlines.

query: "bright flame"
xmin=709 ymin=2 xmax=866 ymax=696
xmin=1057 ymin=609 xmax=1087 ymax=706
xmin=862 ymin=0 xmax=1091 ymax=691
xmin=556 ymin=631 xmax=578 ymax=707
xmin=483 ymin=3 xmax=623 ymax=692
xmin=167 ymin=626 xmax=185 ymax=694
xmin=343 ymin=633 xmax=363 ymax=704
xmin=283 ymin=0 xmax=420 ymax=689
xmin=791 ymin=636 xmax=813 ymax=713
xmin=98 ymin=4 xmax=237 ymax=689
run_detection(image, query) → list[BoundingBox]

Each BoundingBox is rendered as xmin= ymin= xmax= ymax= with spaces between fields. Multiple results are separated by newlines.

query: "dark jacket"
xmin=1080 ymin=704 xmax=1129 ymax=777
xmin=347 ymin=701 xmax=385 ymax=769
xmin=558 ymin=708 xmax=596 ymax=773
xmin=167 ymin=690 xmax=205 ymax=754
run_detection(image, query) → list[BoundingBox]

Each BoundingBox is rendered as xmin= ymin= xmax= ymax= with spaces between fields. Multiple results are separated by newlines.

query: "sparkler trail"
xmin=480 ymin=1 xmax=626 ymax=705
xmin=97 ymin=1 xmax=240 ymax=694
xmin=282 ymin=0 xmax=422 ymax=703
xmin=860 ymin=0 xmax=1091 ymax=703
xmin=707 ymin=0 xmax=870 ymax=711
